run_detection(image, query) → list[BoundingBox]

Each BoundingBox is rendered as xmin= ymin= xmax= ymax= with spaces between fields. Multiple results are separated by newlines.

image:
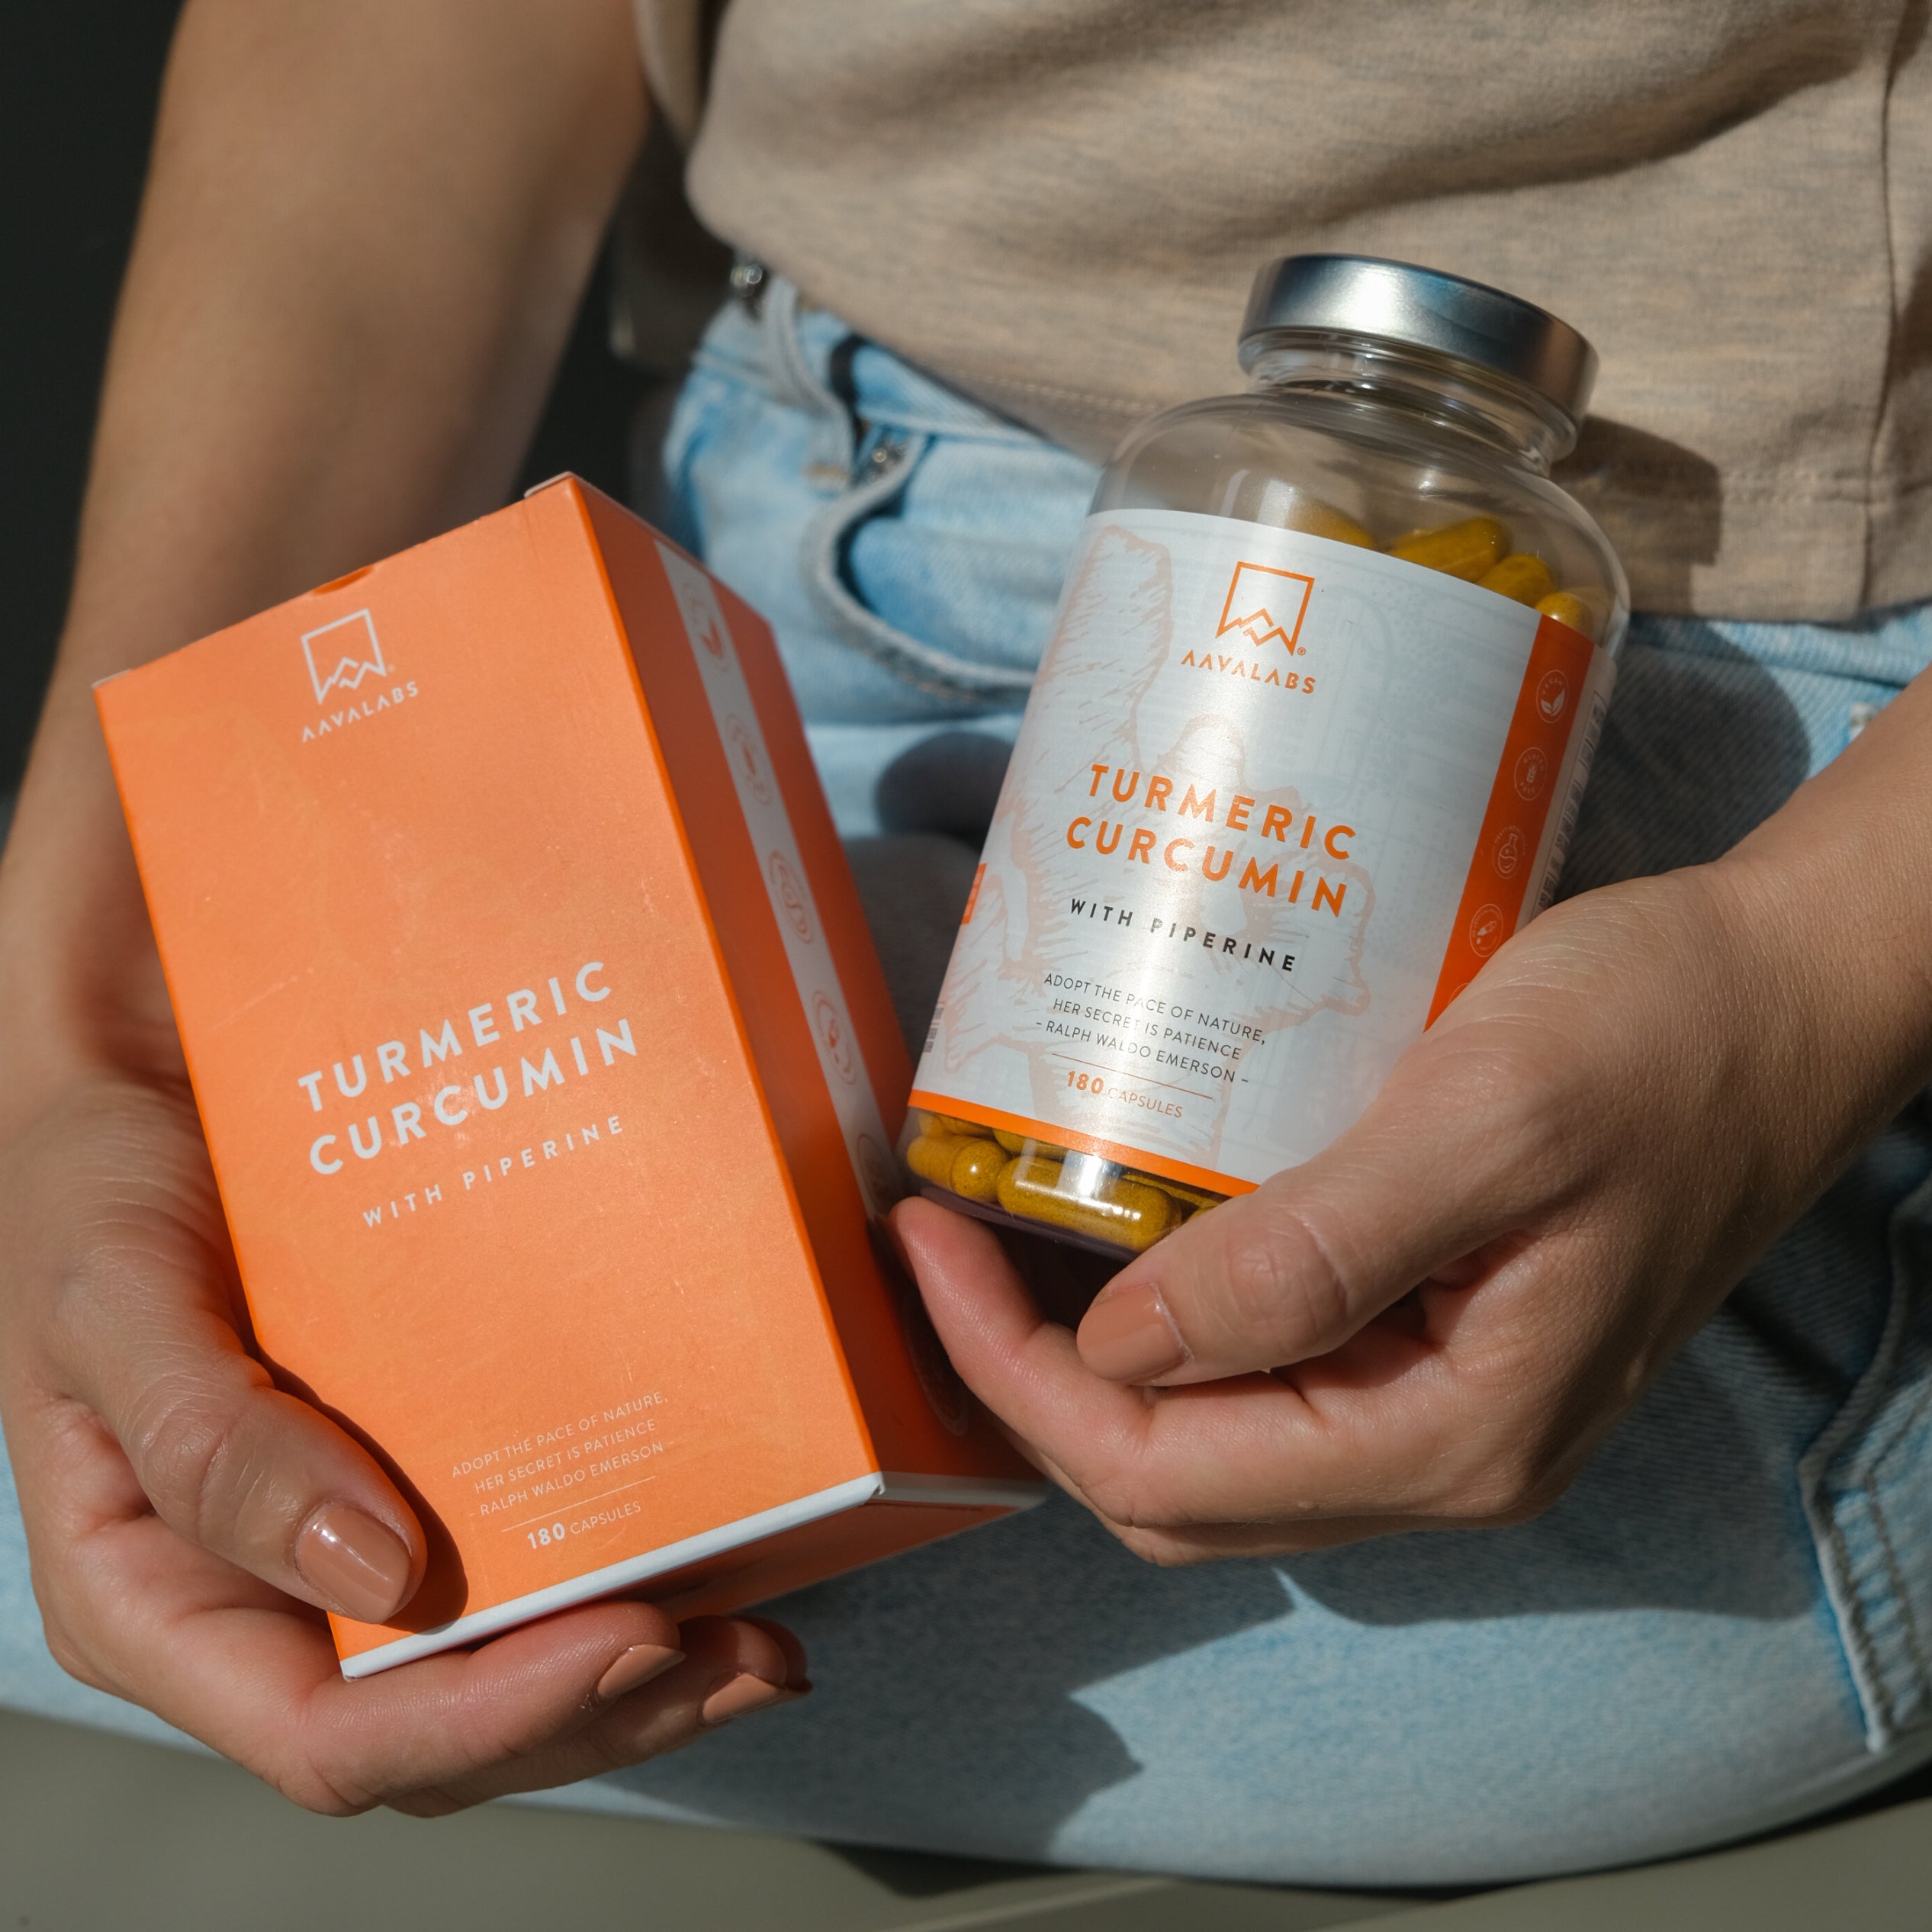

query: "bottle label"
xmin=911 ymin=509 xmax=1612 ymax=1194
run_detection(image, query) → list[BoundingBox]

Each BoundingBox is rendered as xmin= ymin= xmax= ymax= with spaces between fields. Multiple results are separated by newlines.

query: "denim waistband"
xmin=693 ymin=280 xmax=1047 ymax=448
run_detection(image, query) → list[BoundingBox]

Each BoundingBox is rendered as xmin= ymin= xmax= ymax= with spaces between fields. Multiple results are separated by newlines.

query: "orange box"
xmin=95 ymin=477 xmax=1040 ymax=1676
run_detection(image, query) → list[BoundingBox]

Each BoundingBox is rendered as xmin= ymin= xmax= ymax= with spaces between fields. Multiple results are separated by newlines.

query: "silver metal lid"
xmin=1240 ymin=255 xmax=1597 ymax=423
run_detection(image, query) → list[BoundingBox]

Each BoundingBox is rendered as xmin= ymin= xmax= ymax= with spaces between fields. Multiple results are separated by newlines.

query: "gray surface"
xmin=0 ymin=1710 xmax=1387 ymax=1930
xmin=2 ymin=1707 xmax=1929 ymax=1930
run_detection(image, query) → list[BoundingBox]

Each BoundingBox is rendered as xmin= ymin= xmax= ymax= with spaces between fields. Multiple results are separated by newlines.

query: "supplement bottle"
xmin=905 ymin=256 xmax=1628 ymax=1258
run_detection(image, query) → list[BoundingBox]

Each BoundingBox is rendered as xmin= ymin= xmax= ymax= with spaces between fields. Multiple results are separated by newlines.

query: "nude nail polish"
xmin=596 ymin=1644 xmax=684 ymax=1701
xmin=1078 ymin=1282 xmax=1186 ymax=1383
xmin=741 ymin=1615 xmax=811 ymax=1690
xmin=294 ymin=1503 xmax=413 ymax=1623
xmin=700 ymin=1674 xmax=791 ymax=1726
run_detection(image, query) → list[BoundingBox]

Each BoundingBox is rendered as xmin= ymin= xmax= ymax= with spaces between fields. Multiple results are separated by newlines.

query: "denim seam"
xmin=797 ymin=439 xmax=1039 ymax=704
xmin=845 ymin=407 xmax=1043 ymax=446
xmin=689 ymin=344 xmax=1040 ymax=448
xmin=1864 ymin=1352 xmax=1932 ymax=1492
xmin=693 ymin=291 xmax=1048 ymax=450
xmin=1866 ymin=1487 xmax=1932 ymax=1710
xmin=761 ymin=280 xmax=855 ymax=477
xmin=1799 ymin=1215 xmax=1909 ymax=1745
xmin=1853 ymin=1361 xmax=1932 ymax=1718
xmin=1799 ymin=1162 xmax=1932 ymax=1748
xmin=687 ymin=347 xmax=1043 ymax=448
xmin=1822 ymin=1509 xmax=1896 ymax=1737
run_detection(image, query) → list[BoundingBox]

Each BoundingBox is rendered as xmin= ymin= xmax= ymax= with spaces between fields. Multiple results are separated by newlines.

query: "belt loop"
xmin=758 ymin=278 xmax=855 ymax=481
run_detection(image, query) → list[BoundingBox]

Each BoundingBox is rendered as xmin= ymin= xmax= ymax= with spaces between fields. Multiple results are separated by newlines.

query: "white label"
xmin=911 ymin=510 xmax=1607 ymax=1193
xmin=655 ymin=542 xmax=900 ymax=1219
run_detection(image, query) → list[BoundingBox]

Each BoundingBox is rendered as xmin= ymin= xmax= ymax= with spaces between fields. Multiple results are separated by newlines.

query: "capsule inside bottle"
xmin=900 ymin=1111 xmax=1224 ymax=1257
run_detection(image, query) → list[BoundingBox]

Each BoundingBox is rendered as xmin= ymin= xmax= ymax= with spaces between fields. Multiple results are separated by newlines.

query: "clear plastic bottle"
xmin=905 ymin=256 xmax=1629 ymax=1259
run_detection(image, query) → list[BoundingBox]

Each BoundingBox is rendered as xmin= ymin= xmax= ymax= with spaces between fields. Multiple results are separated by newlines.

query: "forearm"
xmin=0 ymin=0 xmax=645 ymax=1114
xmin=1711 ymin=663 xmax=1932 ymax=1176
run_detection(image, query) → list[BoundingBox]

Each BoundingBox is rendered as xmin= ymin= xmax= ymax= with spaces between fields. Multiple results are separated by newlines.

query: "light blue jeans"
xmin=7 ymin=280 xmax=1932 ymax=1887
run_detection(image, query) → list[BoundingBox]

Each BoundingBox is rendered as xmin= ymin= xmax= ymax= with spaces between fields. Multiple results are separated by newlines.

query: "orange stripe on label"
xmin=960 ymin=863 xmax=986 ymax=927
xmin=1426 ymin=614 xmax=1599 ymax=1027
xmin=908 ymin=1088 xmax=1258 ymax=1199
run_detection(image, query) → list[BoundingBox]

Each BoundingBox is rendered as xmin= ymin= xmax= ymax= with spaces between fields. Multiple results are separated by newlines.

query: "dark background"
xmin=0 ymin=1 xmax=653 ymax=803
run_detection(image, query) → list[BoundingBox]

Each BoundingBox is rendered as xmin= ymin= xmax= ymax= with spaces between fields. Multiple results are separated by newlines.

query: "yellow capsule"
xmin=1535 ymin=589 xmax=1599 ymax=641
xmin=995 ymin=1153 xmax=1173 ymax=1252
xmin=1276 ymin=492 xmax=1375 ymax=550
xmin=1477 ymin=553 xmax=1556 ymax=607
xmin=906 ymin=1133 xmax=974 ymax=1188
xmin=1136 ymin=1172 xmax=1226 ymax=1213
xmin=994 ymin=1129 xmax=1064 ymax=1157
xmin=1387 ymin=516 xmax=1509 ymax=582
xmin=918 ymin=1110 xmax=989 ymax=1140
xmin=948 ymin=1136 xmax=1006 ymax=1202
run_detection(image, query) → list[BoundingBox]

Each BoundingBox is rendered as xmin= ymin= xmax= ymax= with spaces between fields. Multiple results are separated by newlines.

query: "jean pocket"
xmin=660 ymin=366 xmax=738 ymax=535
xmin=1799 ymin=1149 xmax=1932 ymax=1750
xmin=799 ymin=429 xmax=1040 ymax=706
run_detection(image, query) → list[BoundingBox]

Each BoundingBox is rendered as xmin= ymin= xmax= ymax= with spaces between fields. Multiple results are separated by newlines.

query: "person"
xmin=2 ymin=0 xmax=1930 ymax=1886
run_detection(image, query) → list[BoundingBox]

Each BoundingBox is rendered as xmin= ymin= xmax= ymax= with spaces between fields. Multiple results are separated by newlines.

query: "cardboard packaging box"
xmin=96 ymin=477 xmax=1040 ymax=1677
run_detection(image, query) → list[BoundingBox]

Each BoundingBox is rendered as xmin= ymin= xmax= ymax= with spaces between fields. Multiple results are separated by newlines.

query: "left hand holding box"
xmin=0 ymin=1066 xmax=808 ymax=1813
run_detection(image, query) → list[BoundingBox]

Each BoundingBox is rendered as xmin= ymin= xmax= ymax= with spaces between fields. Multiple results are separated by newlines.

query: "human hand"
xmin=0 ymin=1071 xmax=807 ymax=1815
xmin=898 ymin=860 xmax=1924 ymax=1563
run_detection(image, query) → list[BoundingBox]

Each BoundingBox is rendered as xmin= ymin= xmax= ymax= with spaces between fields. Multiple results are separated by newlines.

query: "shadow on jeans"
xmin=667 ymin=635 xmax=1844 ymax=1860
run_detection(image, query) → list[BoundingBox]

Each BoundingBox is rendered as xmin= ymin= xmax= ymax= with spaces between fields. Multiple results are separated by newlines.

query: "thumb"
xmin=1075 ymin=1118 xmax=1516 ymax=1387
xmin=59 ymin=1236 xmax=426 ymax=1624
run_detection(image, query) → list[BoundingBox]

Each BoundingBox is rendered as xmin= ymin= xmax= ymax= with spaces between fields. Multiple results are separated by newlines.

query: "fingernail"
xmin=700 ymin=1673 xmax=790 ymax=1726
xmin=596 ymin=1644 xmax=684 ymax=1702
xmin=1078 ymin=1282 xmax=1186 ymax=1383
xmin=294 ymin=1502 xmax=414 ymax=1623
xmin=741 ymin=1616 xmax=811 ymax=1690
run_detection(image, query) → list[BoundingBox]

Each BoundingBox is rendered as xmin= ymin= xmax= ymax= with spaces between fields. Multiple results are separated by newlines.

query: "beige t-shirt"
xmin=635 ymin=0 xmax=1932 ymax=619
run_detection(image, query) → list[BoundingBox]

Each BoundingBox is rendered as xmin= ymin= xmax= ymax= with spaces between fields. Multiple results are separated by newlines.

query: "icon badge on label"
xmin=1467 ymin=902 xmax=1505 ymax=956
xmin=1214 ymin=561 xmax=1316 ymax=656
xmin=1513 ymin=745 xmax=1549 ymax=801
xmin=300 ymin=609 xmax=388 ymax=704
xmin=1536 ymin=670 xmax=1570 ymax=723
xmin=813 ymin=992 xmax=857 ymax=1084
xmin=725 ymin=715 xmax=773 ymax=804
xmin=1490 ymin=825 xmax=1525 ymax=879
xmin=769 ymin=851 xmax=814 ymax=943
xmin=679 ymin=588 xmax=728 ymax=660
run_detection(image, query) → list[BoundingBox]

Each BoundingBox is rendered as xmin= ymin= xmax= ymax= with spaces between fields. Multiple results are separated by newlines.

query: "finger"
xmin=32 ymin=1128 xmax=426 ymax=1622
xmin=738 ymin=1615 xmax=813 ymax=1690
xmin=206 ymin=1568 xmax=778 ymax=1810
xmin=1016 ymin=1400 xmax=1483 ymax=1561
xmin=1073 ymin=1080 xmax=1542 ymax=1385
xmin=898 ymin=1198 xmax=1298 ymax=1515
xmin=894 ymin=1194 xmax=1152 ymax=1446
xmin=384 ymin=1615 xmax=809 ymax=1816
xmin=40 ymin=1424 xmax=805 ymax=1818
xmin=1028 ymin=1418 xmax=1448 ymax=1562
xmin=899 ymin=1195 xmax=1475 ymax=1528
xmin=37 ymin=1466 xmax=677 ymax=1812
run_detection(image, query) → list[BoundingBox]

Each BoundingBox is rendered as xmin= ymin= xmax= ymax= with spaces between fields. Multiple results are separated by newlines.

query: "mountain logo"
xmin=301 ymin=609 xmax=390 ymax=704
xmin=1214 ymin=562 xmax=1316 ymax=656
